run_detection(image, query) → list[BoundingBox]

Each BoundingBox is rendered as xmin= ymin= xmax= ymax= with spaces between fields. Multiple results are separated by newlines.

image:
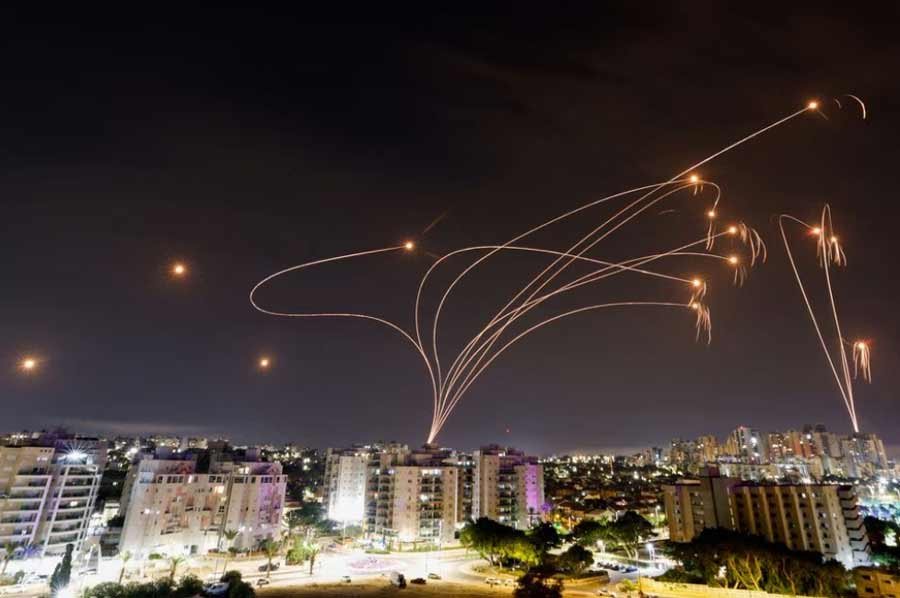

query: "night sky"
xmin=2 ymin=6 xmax=898 ymax=455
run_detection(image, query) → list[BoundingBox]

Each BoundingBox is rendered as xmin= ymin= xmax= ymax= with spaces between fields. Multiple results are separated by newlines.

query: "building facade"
xmin=472 ymin=445 xmax=544 ymax=529
xmin=0 ymin=433 xmax=106 ymax=558
xmin=119 ymin=446 xmax=286 ymax=557
xmin=663 ymin=471 xmax=870 ymax=568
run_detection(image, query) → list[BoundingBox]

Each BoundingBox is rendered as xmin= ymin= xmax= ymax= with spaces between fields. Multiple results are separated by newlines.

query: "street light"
xmin=171 ymin=262 xmax=187 ymax=277
xmin=20 ymin=357 xmax=37 ymax=372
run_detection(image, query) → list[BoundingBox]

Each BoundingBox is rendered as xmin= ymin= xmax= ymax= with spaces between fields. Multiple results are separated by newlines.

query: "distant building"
xmin=118 ymin=445 xmax=286 ymax=557
xmin=0 ymin=432 xmax=106 ymax=557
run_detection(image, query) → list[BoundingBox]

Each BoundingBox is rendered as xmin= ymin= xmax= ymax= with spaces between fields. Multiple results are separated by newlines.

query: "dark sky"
xmin=2 ymin=5 xmax=898 ymax=455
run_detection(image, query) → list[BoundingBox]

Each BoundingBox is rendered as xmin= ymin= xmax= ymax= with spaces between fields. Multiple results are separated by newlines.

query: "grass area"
xmin=260 ymin=579 xmax=511 ymax=597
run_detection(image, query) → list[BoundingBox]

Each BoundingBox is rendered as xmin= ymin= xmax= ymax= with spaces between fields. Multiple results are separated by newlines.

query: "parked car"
xmin=341 ymin=576 xmax=352 ymax=583
xmin=258 ymin=562 xmax=280 ymax=572
xmin=256 ymin=579 xmax=270 ymax=587
xmin=624 ymin=566 xmax=638 ymax=573
xmin=427 ymin=573 xmax=441 ymax=580
xmin=410 ymin=578 xmax=426 ymax=585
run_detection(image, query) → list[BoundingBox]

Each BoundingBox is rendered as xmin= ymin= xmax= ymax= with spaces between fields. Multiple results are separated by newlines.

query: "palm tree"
xmin=1 ymin=542 xmax=17 ymax=577
xmin=282 ymin=512 xmax=299 ymax=539
xmin=305 ymin=543 xmax=320 ymax=576
xmin=221 ymin=530 xmax=239 ymax=572
xmin=167 ymin=555 xmax=186 ymax=582
xmin=118 ymin=551 xmax=132 ymax=584
xmin=260 ymin=539 xmax=281 ymax=580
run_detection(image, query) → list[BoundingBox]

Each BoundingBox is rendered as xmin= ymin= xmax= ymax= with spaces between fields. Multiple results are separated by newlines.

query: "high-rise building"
xmin=119 ymin=445 xmax=286 ymax=557
xmin=323 ymin=447 xmax=372 ymax=524
xmin=0 ymin=432 xmax=106 ymax=558
xmin=663 ymin=470 xmax=870 ymax=568
xmin=472 ymin=445 xmax=544 ymax=529
xmin=730 ymin=483 xmax=869 ymax=567
xmin=726 ymin=426 xmax=766 ymax=464
xmin=662 ymin=469 xmax=740 ymax=542
xmin=326 ymin=442 xmax=544 ymax=543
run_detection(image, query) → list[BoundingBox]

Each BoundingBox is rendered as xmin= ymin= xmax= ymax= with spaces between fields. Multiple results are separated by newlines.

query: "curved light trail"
xmin=249 ymin=100 xmax=860 ymax=443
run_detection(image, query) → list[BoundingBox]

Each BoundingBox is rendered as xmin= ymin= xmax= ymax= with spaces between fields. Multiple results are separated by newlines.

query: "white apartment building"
xmin=367 ymin=464 xmax=458 ymax=546
xmin=323 ymin=448 xmax=371 ymax=524
xmin=119 ymin=446 xmax=286 ymax=557
xmin=472 ymin=445 xmax=544 ymax=529
xmin=325 ymin=443 xmax=545 ymax=544
xmin=0 ymin=434 xmax=106 ymax=558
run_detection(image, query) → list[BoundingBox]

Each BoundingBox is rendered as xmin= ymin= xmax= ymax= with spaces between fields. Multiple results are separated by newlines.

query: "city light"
xmin=259 ymin=356 xmax=271 ymax=369
xmin=689 ymin=174 xmax=699 ymax=183
xmin=691 ymin=278 xmax=702 ymax=288
xmin=808 ymin=101 xmax=818 ymax=110
xmin=172 ymin=262 xmax=187 ymax=277
xmin=707 ymin=209 xmax=716 ymax=219
xmin=404 ymin=241 xmax=415 ymax=251
xmin=20 ymin=357 xmax=37 ymax=372
xmin=728 ymin=255 xmax=739 ymax=265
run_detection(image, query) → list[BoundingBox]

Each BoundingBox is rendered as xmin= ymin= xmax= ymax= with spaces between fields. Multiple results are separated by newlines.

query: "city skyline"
xmin=2 ymin=6 xmax=899 ymax=454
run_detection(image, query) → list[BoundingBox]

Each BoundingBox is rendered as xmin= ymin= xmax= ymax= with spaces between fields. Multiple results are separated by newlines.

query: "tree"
xmin=50 ymin=543 xmax=73 ymax=595
xmin=528 ymin=522 xmax=561 ymax=554
xmin=1 ymin=542 xmax=16 ymax=577
xmin=305 ymin=543 xmax=320 ymax=575
xmin=460 ymin=518 xmax=503 ymax=566
xmin=558 ymin=545 xmax=593 ymax=576
xmin=221 ymin=530 xmax=239 ymax=571
xmin=514 ymin=565 xmax=563 ymax=598
xmin=166 ymin=555 xmax=186 ymax=582
xmin=569 ymin=519 xmax=604 ymax=547
xmin=220 ymin=571 xmax=255 ymax=598
xmin=605 ymin=511 xmax=653 ymax=559
xmin=260 ymin=539 xmax=281 ymax=579
xmin=118 ymin=551 xmax=132 ymax=584
xmin=285 ymin=502 xmax=326 ymax=538
xmin=664 ymin=528 xmax=852 ymax=597
xmin=174 ymin=575 xmax=204 ymax=598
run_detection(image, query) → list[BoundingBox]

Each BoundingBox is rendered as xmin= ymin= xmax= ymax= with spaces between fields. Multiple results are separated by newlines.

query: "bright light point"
xmin=728 ymin=255 xmax=739 ymax=265
xmin=21 ymin=358 xmax=37 ymax=371
xmin=259 ymin=357 xmax=271 ymax=369
xmin=689 ymin=174 xmax=699 ymax=183
xmin=727 ymin=225 xmax=738 ymax=234
xmin=689 ymin=302 xmax=700 ymax=310
xmin=707 ymin=210 xmax=716 ymax=219
xmin=808 ymin=101 xmax=818 ymax=110
xmin=811 ymin=227 xmax=822 ymax=236
xmin=403 ymin=241 xmax=415 ymax=251
xmin=830 ymin=235 xmax=838 ymax=243
xmin=691 ymin=278 xmax=702 ymax=288
xmin=856 ymin=342 xmax=867 ymax=350
xmin=172 ymin=262 xmax=187 ymax=276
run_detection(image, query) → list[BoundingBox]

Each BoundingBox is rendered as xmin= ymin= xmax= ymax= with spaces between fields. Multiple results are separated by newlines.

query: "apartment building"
xmin=0 ymin=433 xmax=106 ymax=558
xmin=118 ymin=445 xmax=286 ymax=557
xmin=325 ymin=443 xmax=544 ymax=543
xmin=730 ymin=483 xmax=869 ymax=567
xmin=663 ymin=470 xmax=870 ymax=568
xmin=472 ymin=445 xmax=544 ymax=529
xmin=662 ymin=471 xmax=740 ymax=542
